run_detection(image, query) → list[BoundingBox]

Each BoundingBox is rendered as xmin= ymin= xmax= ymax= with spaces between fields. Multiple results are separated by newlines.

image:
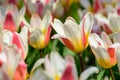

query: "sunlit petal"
xmin=52 ymin=18 xmax=65 ymax=36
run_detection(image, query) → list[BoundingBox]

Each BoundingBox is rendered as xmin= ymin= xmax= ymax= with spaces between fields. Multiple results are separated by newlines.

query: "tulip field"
xmin=0 ymin=0 xmax=120 ymax=80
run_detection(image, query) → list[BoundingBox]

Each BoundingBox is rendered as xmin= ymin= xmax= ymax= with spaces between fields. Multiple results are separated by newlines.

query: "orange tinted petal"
xmin=61 ymin=37 xmax=74 ymax=51
xmin=108 ymin=47 xmax=116 ymax=66
xmin=44 ymin=25 xmax=51 ymax=46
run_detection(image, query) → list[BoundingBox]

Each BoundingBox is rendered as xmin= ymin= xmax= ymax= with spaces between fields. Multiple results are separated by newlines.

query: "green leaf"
xmin=97 ymin=70 xmax=105 ymax=80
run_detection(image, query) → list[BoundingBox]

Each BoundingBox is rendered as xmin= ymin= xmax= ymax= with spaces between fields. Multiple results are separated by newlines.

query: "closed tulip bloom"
xmin=88 ymin=32 xmax=120 ymax=68
xmin=52 ymin=12 xmax=94 ymax=53
xmin=0 ymin=5 xmax=26 ymax=32
xmin=28 ymin=10 xmax=52 ymax=49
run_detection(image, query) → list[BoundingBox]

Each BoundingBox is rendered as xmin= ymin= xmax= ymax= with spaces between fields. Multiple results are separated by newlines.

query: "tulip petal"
xmin=109 ymin=32 xmax=120 ymax=43
xmin=44 ymin=26 xmax=51 ymax=46
xmin=16 ymin=6 xmax=26 ymax=29
xmin=109 ymin=13 xmax=120 ymax=32
xmin=79 ymin=67 xmax=99 ymax=80
xmin=7 ymin=4 xmax=18 ymax=20
xmin=116 ymin=47 xmax=120 ymax=72
xmin=2 ymin=44 xmax=21 ymax=78
xmin=31 ymin=58 xmax=45 ymax=72
xmin=29 ymin=29 xmax=45 ymax=49
xmin=19 ymin=26 xmax=28 ymax=59
xmin=52 ymin=34 xmax=74 ymax=51
xmin=50 ymin=51 xmax=65 ymax=76
xmin=52 ymin=18 xmax=65 ymax=36
xmin=30 ymin=13 xmax=41 ymax=31
xmin=108 ymin=43 xmax=119 ymax=66
xmin=88 ymin=33 xmax=105 ymax=48
xmin=0 ymin=11 xmax=3 ymax=28
xmin=12 ymin=32 xmax=25 ymax=59
xmin=63 ymin=19 xmax=81 ymax=41
xmin=30 ymin=67 xmax=52 ymax=80
xmin=2 ymin=30 xmax=12 ymax=44
xmin=14 ymin=61 xmax=27 ymax=80
xmin=92 ymin=46 xmax=111 ymax=68
xmin=63 ymin=20 xmax=82 ymax=52
xmin=61 ymin=63 xmax=74 ymax=80
xmin=44 ymin=55 xmax=56 ymax=79
xmin=80 ymin=0 xmax=91 ymax=9
xmin=93 ymin=0 xmax=103 ymax=13
xmin=40 ymin=10 xmax=52 ymax=31
xmin=80 ymin=12 xmax=94 ymax=35
xmin=101 ymin=32 xmax=112 ymax=47
xmin=3 ymin=11 xmax=16 ymax=32
xmin=65 ymin=55 xmax=78 ymax=80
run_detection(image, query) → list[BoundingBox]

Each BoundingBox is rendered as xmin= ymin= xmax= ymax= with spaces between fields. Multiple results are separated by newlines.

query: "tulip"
xmin=29 ymin=51 xmax=99 ymax=80
xmin=0 ymin=43 xmax=21 ymax=79
xmin=0 ymin=4 xmax=26 ymax=32
xmin=88 ymin=32 xmax=120 ymax=68
xmin=2 ymin=26 xmax=28 ymax=60
xmin=29 ymin=51 xmax=78 ymax=80
xmin=13 ymin=61 xmax=28 ymax=80
xmin=28 ymin=10 xmax=52 ymax=49
xmin=52 ymin=12 xmax=94 ymax=53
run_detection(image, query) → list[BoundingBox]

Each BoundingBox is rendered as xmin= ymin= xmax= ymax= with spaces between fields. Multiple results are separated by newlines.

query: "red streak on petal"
xmin=61 ymin=38 xmax=74 ymax=51
xmin=3 ymin=11 xmax=16 ymax=32
xmin=12 ymin=32 xmax=25 ymax=59
xmin=117 ymin=7 xmax=120 ymax=16
xmin=0 ymin=60 xmax=3 ymax=67
xmin=0 ymin=42 xmax=2 ymax=52
xmin=93 ymin=0 xmax=103 ymax=13
xmin=44 ymin=25 xmax=52 ymax=46
xmin=36 ymin=0 xmax=44 ymax=17
xmin=102 ymin=23 xmax=112 ymax=34
xmin=81 ymin=18 xmax=87 ymax=48
xmin=8 ymin=0 xmax=17 ymax=5
xmin=61 ymin=63 xmax=74 ymax=80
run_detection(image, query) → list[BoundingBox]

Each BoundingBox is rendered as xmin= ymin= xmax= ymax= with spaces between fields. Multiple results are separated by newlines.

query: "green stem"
xmin=79 ymin=54 xmax=84 ymax=71
xmin=39 ymin=50 xmax=43 ymax=58
xmin=110 ymin=68 xmax=115 ymax=80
